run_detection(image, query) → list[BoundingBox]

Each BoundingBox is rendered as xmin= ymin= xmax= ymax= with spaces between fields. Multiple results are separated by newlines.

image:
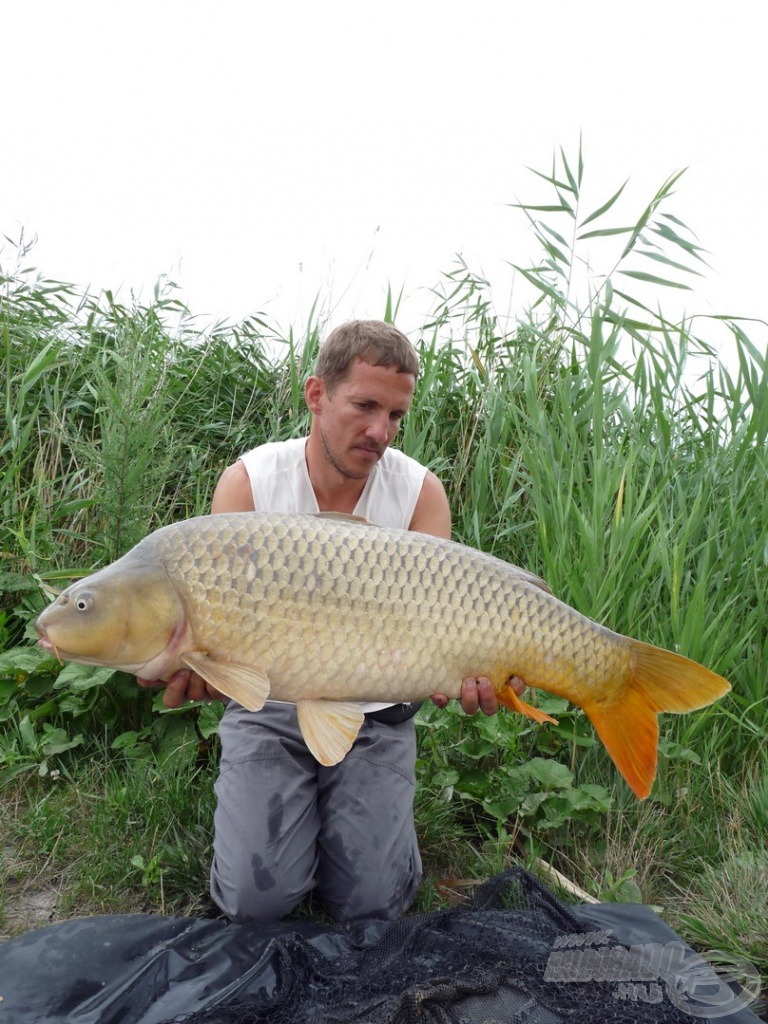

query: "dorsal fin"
xmin=508 ymin=565 xmax=553 ymax=595
xmin=312 ymin=512 xmax=371 ymax=525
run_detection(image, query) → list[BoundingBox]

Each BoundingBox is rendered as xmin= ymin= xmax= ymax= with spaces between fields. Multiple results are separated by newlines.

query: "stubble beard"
xmin=321 ymin=429 xmax=380 ymax=481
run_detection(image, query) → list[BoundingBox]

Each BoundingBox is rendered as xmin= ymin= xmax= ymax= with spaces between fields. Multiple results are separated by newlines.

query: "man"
xmin=141 ymin=320 xmax=522 ymax=923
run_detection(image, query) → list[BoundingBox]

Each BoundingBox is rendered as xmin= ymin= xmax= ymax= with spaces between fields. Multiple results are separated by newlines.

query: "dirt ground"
xmin=1 ymin=845 xmax=62 ymax=941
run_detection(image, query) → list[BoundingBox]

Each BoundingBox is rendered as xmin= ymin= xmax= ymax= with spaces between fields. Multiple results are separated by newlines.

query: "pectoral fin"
xmin=181 ymin=652 xmax=271 ymax=712
xmin=296 ymin=700 xmax=366 ymax=765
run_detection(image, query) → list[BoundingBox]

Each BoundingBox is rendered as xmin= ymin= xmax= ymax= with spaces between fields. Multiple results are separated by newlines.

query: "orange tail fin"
xmin=583 ymin=641 xmax=731 ymax=799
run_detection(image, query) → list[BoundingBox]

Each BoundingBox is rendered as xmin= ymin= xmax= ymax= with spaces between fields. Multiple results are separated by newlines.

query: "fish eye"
xmin=74 ymin=591 xmax=93 ymax=612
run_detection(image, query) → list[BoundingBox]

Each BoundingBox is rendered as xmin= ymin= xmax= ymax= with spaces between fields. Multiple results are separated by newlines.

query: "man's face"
xmin=309 ymin=359 xmax=416 ymax=480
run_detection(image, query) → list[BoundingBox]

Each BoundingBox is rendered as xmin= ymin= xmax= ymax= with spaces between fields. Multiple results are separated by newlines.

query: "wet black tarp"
xmin=0 ymin=870 xmax=762 ymax=1024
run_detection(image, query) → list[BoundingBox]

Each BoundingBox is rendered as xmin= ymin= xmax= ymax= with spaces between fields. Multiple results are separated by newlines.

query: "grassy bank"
xmin=1 ymin=151 xmax=766 ymax=986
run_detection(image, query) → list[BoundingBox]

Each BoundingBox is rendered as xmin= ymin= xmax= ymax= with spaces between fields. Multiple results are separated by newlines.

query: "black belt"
xmin=364 ymin=701 xmax=423 ymax=725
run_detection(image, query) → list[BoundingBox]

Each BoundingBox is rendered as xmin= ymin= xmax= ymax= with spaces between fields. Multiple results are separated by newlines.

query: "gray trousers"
xmin=210 ymin=702 xmax=422 ymax=924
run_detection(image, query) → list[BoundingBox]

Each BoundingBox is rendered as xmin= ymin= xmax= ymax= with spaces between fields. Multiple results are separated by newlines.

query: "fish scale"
xmin=148 ymin=514 xmax=634 ymax=703
xmin=35 ymin=511 xmax=731 ymax=797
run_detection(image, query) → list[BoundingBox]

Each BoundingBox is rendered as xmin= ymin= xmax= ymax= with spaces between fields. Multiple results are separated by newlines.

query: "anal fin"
xmin=181 ymin=652 xmax=271 ymax=712
xmin=296 ymin=700 xmax=366 ymax=765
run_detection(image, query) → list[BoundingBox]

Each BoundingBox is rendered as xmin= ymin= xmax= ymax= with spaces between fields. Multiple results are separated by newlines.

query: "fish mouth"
xmin=36 ymin=629 xmax=62 ymax=663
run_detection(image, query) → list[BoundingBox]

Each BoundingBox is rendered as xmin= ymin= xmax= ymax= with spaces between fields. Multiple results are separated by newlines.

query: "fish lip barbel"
xmin=37 ymin=630 xmax=60 ymax=662
xmin=33 ymin=511 xmax=731 ymax=799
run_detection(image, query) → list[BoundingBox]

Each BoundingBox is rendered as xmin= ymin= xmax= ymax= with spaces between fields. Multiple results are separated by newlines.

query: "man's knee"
xmin=318 ymin=848 xmax=422 ymax=922
xmin=209 ymin=856 xmax=312 ymax=923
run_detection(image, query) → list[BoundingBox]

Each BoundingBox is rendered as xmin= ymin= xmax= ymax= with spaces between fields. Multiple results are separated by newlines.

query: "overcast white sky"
xmin=3 ymin=0 xmax=767 ymax=354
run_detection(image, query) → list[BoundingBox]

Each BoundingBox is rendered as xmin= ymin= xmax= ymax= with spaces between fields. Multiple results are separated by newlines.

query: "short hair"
xmin=314 ymin=320 xmax=420 ymax=391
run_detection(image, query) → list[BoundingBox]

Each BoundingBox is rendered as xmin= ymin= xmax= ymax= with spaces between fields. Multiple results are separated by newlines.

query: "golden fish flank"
xmin=35 ymin=512 xmax=731 ymax=799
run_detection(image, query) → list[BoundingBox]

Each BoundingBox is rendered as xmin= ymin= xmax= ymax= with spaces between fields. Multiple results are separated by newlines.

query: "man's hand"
xmin=137 ymin=669 xmax=226 ymax=709
xmin=430 ymin=675 xmax=526 ymax=717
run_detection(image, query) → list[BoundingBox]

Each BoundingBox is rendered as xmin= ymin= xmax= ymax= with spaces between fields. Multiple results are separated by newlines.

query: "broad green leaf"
xmin=483 ymin=793 xmax=523 ymax=820
xmin=112 ymin=730 xmax=141 ymax=750
xmin=0 ymin=679 xmax=18 ymax=702
xmin=197 ymin=701 xmax=225 ymax=739
xmin=524 ymin=757 xmax=574 ymax=789
xmin=0 ymin=646 xmax=56 ymax=676
xmin=155 ymin=716 xmax=198 ymax=768
xmin=19 ymin=714 xmax=36 ymax=750
xmin=54 ymin=663 xmax=118 ymax=691
xmin=41 ymin=726 xmax=83 ymax=756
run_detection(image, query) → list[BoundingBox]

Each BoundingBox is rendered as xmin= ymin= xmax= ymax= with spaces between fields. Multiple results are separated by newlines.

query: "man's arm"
xmin=211 ymin=460 xmax=256 ymax=513
xmin=408 ymin=470 xmax=452 ymax=539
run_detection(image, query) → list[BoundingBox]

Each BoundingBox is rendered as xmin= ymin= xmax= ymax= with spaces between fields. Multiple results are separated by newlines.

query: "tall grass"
xmin=1 ymin=149 xmax=766 ymax=974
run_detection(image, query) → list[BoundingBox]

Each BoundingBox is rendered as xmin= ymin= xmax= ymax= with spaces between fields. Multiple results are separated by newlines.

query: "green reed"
xmin=1 ymin=148 xmax=766 ymax=966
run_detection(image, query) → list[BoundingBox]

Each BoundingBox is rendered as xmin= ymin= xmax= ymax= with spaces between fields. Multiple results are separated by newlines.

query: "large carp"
xmin=35 ymin=511 xmax=730 ymax=798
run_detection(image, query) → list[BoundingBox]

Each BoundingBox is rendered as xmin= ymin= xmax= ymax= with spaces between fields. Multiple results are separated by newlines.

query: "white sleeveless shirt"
xmin=238 ymin=437 xmax=428 ymax=713
xmin=238 ymin=437 xmax=427 ymax=528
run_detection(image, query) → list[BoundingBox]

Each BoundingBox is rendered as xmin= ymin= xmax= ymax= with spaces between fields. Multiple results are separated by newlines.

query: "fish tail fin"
xmin=583 ymin=641 xmax=731 ymax=800
xmin=628 ymin=640 xmax=732 ymax=713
